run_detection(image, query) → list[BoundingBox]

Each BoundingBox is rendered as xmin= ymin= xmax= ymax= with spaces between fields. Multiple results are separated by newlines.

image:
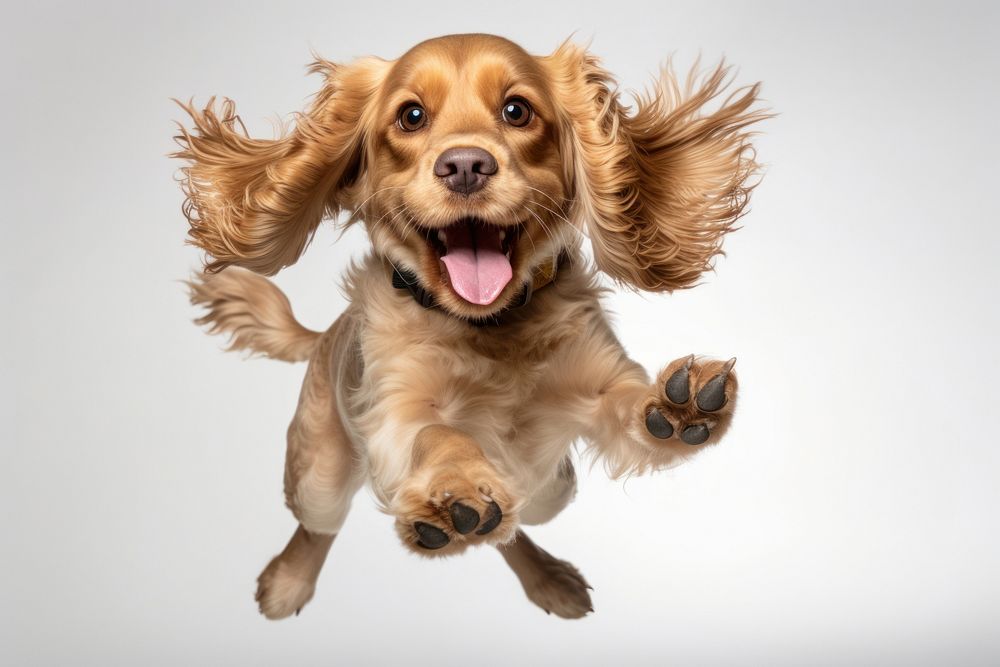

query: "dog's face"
xmin=358 ymin=35 xmax=568 ymax=317
xmin=176 ymin=34 xmax=767 ymax=318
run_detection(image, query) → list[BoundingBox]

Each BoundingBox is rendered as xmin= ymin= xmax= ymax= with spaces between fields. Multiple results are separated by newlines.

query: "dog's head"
xmin=175 ymin=34 xmax=767 ymax=319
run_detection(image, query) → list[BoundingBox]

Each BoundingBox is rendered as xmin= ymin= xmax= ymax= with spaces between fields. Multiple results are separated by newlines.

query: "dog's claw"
xmin=695 ymin=358 xmax=734 ymax=412
xmin=449 ymin=502 xmax=480 ymax=535
xmin=665 ymin=355 xmax=694 ymax=404
xmin=644 ymin=409 xmax=674 ymax=439
xmin=414 ymin=522 xmax=449 ymax=549
xmin=475 ymin=501 xmax=503 ymax=535
xmin=681 ymin=424 xmax=710 ymax=445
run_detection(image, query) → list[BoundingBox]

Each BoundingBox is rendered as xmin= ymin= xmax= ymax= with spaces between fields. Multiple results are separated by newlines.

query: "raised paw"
xmin=643 ymin=355 xmax=738 ymax=448
xmin=393 ymin=462 xmax=518 ymax=556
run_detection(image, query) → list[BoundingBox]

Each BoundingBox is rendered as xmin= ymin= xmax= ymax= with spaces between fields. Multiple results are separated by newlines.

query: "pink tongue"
xmin=440 ymin=224 xmax=513 ymax=305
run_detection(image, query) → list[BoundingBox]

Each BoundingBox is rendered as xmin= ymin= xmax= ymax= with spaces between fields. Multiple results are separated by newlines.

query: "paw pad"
xmin=665 ymin=355 xmax=693 ymax=404
xmin=414 ymin=522 xmax=450 ymax=549
xmin=695 ymin=357 xmax=736 ymax=412
xmin=644 ymin=356 xmax=737 ymax=446
xmin=449 ymin=502 xmax=480 ymax=535
xmin=680 ymin=424 xmax=710 ymax=445
xmin=644 ymin=409 xmax=674 ymax=439
xmin=411 ymin=499 xmax=504 ymax=550
xmin=475 ymin=501 xmax=503 ymax=535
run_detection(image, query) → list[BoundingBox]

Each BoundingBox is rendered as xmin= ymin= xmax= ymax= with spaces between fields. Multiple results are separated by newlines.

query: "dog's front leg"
xmin=562 ymin=322 xmax=739 ymax=475
xmin=374 ymin=424 xmax=520 ymax=555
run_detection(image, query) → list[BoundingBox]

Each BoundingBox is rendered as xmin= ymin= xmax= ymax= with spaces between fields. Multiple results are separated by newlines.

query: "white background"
xmin=3 ymin=1 xmax=998 ymax=664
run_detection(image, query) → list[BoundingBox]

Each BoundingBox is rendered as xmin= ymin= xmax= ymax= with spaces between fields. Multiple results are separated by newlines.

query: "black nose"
xmin=433 ymin=147 xmax=498 ymax=195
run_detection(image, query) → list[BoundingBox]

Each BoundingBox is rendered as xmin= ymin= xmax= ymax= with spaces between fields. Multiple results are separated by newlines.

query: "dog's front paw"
xmin=393 ymin=461 xmax=519 ymax=555
xmin=643 ymin=355 xmax=738 ymax=447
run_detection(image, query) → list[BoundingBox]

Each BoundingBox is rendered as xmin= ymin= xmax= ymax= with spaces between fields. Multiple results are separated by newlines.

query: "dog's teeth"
xmin=499 ymin=230 xmax=506 ymax=241
xmin=437 ymin=230 xmax=447 ymax=244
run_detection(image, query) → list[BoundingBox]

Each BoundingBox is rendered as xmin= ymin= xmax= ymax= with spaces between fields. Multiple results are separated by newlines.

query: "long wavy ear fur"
xmin=544 ymin=42 xmax=770 ymax=292
xmin=172 ymin=57 xmax=389 ymax=275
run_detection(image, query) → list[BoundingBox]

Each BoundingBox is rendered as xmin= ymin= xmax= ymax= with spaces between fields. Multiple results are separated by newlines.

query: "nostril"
xmin=471 ymin=156 xmax=498 ymax=175
xmin=433 ymin=158 xmax=458 ymax=178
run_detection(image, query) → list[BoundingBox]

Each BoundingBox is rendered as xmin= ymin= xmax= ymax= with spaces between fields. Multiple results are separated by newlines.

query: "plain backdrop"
xmin=3 ymin=1 xmax=998 ymax=665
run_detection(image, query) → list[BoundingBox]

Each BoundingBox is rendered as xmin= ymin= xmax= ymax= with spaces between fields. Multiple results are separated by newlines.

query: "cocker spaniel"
xmin=175 ymin=33 xmax=767 ymax=619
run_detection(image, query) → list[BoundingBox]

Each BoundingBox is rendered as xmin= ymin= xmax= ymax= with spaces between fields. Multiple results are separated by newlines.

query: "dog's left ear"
xmin=543 ymin=42 xmax=770 ymax=292
xmin=173 ymin=56 xmax=390 ymax=275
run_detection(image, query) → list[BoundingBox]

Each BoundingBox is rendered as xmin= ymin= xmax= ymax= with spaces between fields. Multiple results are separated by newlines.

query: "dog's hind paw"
xmin=520 ymin=552 xmax=593 ymax=619
xmin=255 ymin=555 xmax=318 ymax=620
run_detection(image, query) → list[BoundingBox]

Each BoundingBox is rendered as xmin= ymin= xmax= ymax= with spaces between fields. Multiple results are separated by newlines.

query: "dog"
xmin=174 ymin=33 xmax=767 ymax=619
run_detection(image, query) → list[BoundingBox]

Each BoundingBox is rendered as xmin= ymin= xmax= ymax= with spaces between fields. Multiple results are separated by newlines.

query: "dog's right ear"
xmin=173 ymin=56 xmax=390 ymax=275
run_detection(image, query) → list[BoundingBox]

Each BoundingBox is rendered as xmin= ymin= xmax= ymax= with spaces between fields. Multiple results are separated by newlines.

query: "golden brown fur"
xmin=175 ymin=33 xmax=767 ymax=619
xmin=543 ymin=45 xmax=768 ymax=290
xmin=499 ymin=529 xmax=593 ymax=619
xmin=188 ymin=267 xmax=320 ymax=362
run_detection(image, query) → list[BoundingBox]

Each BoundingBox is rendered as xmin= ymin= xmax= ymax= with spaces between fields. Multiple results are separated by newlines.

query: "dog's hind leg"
xmin=498 ymin=528 xmax=593 ymax=619
xmin=255 ymin=314 xmax=364 ymax=619
xmin=498 ymin=460 xmax=592 ymax=619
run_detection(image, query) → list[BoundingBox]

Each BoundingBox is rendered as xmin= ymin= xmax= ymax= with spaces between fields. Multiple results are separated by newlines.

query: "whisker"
xmin=528 ymin=199 xmax=585 ymax=241
xmin=403 ymin=208 xmax=423 ymax=241
xmin=370 ymin=211 xmax=412 ymax=282
xmin=370 ymin=202 xmax=408 ymax=228
xmin=354 ymin=185 xmax=407 ymax=218
xmin=387 ymin=204 xmax=417 ymax=240
xmin=524 ymin=206 xmax=569 ymax=251
xmin=526 ymin=196 xmax=574 ymax=227
xmin=383 ymin=252 xmax=407 ymax=283
xmin=527 ymin=200 xmax=577 ymax=244
xmin=523 ymin=206 xmax=556 ymax=245
xmin=518 ymin=208 xmax=541 ymax=255
xmin=525 ymin=184 xmax=573 ymax=207
xmin=525 ymin=186 xmax=575 ymax=222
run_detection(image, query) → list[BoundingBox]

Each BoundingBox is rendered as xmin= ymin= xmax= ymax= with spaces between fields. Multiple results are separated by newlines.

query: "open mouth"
xmin=428 ymin=218 xmax=519 ymax=306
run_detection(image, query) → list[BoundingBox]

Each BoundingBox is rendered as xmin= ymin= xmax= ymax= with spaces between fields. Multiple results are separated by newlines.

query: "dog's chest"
xmin=364 ymin=314 xmax=574 ymax=454
xmin=407 ymin=333 xmax=570 ymax=482
xmin=402 ymin=327 xmax=552 ymax=415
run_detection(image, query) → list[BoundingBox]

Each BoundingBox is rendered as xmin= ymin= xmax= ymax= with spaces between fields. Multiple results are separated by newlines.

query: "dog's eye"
xmin=398 ymin=103 xmax=427 ymax=131
xmin=501 ymin=98 xmax=532 ymax=127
